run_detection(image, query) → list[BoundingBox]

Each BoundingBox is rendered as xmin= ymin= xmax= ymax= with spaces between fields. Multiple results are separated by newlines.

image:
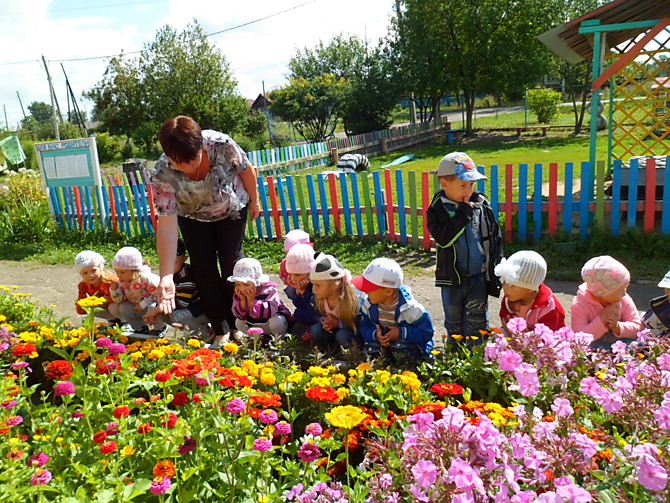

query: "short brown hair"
xmin=438 ymin=174 xmax=457 ymax=182
xmin=158 ymin=116 xmax=203 ymax=164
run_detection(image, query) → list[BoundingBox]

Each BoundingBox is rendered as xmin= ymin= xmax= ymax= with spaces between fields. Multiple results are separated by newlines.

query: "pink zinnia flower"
xmin=247 ymin=327 xmax=264 ymax=336
xmin=297 ymin=441 xmax=321 ymax=462
xmin=253 ymin=438 xmax=273 ymax=452
xmin=225 ymin=398 xmax=246 ymax=414
xmin=108 ymin=343 xmax=126 ymax=355
xmin=28 ymin=452 xmax=49 ymax=467
xmin=275 ymin=421 xmax=291 ymax=435
xmin=177 ymin=436 xmax=197 ymax=455
xmin=6 ymin=415 xmax=23 ymax=426
xmin=150 ymin=476 xmax=172 ymax=495
xmin=0 ymin=399 xmax=17 ymax=409
xmin=259 ymin=409 xmax=278 ymax=424
xmin=30 ymin=469 xmax=52 ymax=486
xmin=305 ymin=422 xmax=323 ymax=436
xmin=54 ymin=381 xmax=76 ymax=396
xmin=95 ymin=337 xmax=113 ymax=348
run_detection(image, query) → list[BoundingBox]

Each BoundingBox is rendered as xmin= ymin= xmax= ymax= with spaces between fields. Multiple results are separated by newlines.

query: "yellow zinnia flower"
xmin=223 ymin=342 xmax=239 ymax=354
xmin=77 ymin=296 xmax=107 ymax=308
xmin=187 ymin=338 xmax=202 ymax=348
xmin=325 ymin=405 xmax=367 ymax=429
xmin=121 ymin=445 xmax=136 ymax=456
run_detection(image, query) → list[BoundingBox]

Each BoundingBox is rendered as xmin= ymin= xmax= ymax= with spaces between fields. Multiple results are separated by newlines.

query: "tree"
xmin=26 ymin=102 xmax=53 ymax=124
xmin=270 ymin=75 xmax=350 ymax=141
xmin=87 ymin=21 xmax=247 ymax=139
xmin=394 ymin=0 xmax=560 ymax=135
xmin=283 ymin=34 xmax=402 ymax=137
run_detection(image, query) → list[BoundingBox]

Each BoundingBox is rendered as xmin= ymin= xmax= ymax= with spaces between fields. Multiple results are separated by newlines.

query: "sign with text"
xmin=34 ymin=137 xmax=102 ymax=188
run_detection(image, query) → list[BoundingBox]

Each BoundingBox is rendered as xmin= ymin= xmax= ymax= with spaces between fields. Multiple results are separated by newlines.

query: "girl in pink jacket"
xmin=571 ymin=256 xmax=643 ymax=350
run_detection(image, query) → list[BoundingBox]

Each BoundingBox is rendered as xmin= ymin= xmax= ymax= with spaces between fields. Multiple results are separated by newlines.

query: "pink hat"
xmin=284 ymin=229 xmax=311 ymax=252
xmin=581 ymin=255 xmax=630 ymax=297
xmin=285 ymin=244 xmax=317 ymax=274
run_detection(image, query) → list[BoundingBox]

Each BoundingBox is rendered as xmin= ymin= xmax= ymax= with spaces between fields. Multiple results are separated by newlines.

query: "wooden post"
xmin=330 ymin=148 xmax=339 ymax=165
xmin=380 ymin=138 xmax=388 ymax=154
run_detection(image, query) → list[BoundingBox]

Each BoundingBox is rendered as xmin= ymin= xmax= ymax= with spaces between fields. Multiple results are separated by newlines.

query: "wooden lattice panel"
xmin=610 ymin=28 xmax=670 ymax=161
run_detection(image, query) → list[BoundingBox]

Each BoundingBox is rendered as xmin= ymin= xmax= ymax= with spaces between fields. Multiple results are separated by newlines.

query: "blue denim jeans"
xmin=440 ymin=274 xmax=489 ymax=346
xmin=310 ymin=323 xmax=357 ymax=354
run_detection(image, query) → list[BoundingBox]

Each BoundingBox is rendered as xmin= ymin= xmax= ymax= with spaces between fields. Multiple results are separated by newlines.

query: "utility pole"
xmin=3 ymin=105 xmax=8 ymax=131
xmin=262 ymin=81 xmax=273 ymax=145
xmin=42 ymin=55 xmax=60 ymax=140
xmin=16 ymin=91 xmax=27 ymax=120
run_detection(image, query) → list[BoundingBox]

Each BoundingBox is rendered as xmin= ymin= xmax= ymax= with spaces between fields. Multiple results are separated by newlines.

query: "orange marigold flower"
xmin=153 ymin=459 xmax=176 ymax=478
xmin=594 ymin=448 xmax=613 ymax=463
xmin=305 ymin=386 xmax=340 ymax=403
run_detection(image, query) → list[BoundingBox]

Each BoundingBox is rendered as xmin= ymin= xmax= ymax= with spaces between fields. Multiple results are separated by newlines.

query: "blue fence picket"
xmin=349 ymin=172 xmax=364 ymax=238
xmin=580 ymin=161 xmax=590 ymax=240
xmin=663 ymin=159 xmax=670 ymax=235
xmin=130 ymin=183 xmax=146 ymax=235
xmin=611 ymin=160 xmax=622 ymax=237
xmin=372 ymin=170 xmax=386 ymax=236
xmin=101 ymin=186 xmax=111 ymax=228
xmin=306 ymin=175 xmax=320 ymax=235
xmin=490 ymin=164 xmax=499 ymax=220
xmin=83 ymin=186 xmax=93 ymax=231
xmin=339 ymin=173 xmax=353 ymax=236
xmin=258 ymin=176 xmax=273 ymax=240
xmin=627 ymin=158 xmax=639 ymax=231
xmin=317 ymin=173 xmax=330 ymax=234
xmin=285 ymin=175 xmax=300 ymax=230
xmin=477 ymin=165 xmax=486 ymax=194
xmin=518 ymin=163 xmax=528 ymax=241
xmin=396 ymin=169 xmax=407 ymax=246
xmin=563 ymin=162 xmax=574 ymax=235
xmin=533 ymin=163 xmax=543 ymax=241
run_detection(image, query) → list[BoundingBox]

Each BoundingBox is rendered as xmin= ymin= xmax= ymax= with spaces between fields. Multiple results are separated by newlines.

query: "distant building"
xmin=249 ymin=94 xmax=271 ymax=112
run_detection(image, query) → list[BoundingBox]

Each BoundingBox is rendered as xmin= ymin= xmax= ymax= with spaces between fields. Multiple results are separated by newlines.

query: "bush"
xmin=0 ymin=170 xmax=54 ymax=244
xmin=527 ymin=88 xmax=563 ymax=123
xmin=92 ymin=132 xmax=124 ymax=163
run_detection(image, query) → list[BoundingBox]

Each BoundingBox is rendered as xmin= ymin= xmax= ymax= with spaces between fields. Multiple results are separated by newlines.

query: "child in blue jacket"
xmin=353 ymin=258 xmax=434 ymax=369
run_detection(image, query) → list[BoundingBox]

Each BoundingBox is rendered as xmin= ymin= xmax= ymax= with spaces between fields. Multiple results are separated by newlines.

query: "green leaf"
xmin=180 ymin=466 xmax=198 ymax=482
xmin=122 ymin=479 xmax=151 ymax=500
xmin=95 ymin=489 xmax=115 ymax=503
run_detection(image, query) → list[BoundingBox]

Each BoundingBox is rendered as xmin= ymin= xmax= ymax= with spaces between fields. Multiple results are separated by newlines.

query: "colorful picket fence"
xmin=246 ymin=118 xmax=451 ymax=175
xmin=47 ymin=157 xmax=670 ymax=249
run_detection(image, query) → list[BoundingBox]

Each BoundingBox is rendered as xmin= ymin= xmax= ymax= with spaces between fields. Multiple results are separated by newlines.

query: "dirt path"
xmin=0 ymin=260 xmax=661 ymax=334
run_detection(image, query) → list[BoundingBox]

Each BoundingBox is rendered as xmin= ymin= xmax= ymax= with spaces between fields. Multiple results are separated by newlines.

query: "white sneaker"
xmin=207 ymin=334 xmax=229 ymax=350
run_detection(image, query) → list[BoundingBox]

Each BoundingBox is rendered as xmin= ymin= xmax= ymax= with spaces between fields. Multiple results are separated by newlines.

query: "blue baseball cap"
xmin=436 ymin=152 xmax=487 ymax=182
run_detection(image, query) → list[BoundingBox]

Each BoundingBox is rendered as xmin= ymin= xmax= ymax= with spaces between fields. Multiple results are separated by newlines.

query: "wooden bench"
xmin=515 ymin=126 xmax=550 ymax=136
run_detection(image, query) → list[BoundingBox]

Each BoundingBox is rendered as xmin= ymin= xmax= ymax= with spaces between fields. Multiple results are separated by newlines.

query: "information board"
xmin=34 ymin=137 xmax=102 ymax=188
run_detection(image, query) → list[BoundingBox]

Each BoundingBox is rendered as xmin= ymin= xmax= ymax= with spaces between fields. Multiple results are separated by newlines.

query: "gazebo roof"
xmin=538 ymin=0 xmax=670 ymax=64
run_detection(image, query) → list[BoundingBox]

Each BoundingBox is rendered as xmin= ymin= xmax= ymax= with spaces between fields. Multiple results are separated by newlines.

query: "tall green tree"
xmin=282 ymin=34 xmax=401 ymax=137
xmin=26 ymin=102 xmax=53 ymax=124
xmin=87 ymin=21 xmax=247 ymax=139
xmin=394 ymin=0 xmax=560 ymax=135
xmin=270 ymin=75 xmax=350 ymax=141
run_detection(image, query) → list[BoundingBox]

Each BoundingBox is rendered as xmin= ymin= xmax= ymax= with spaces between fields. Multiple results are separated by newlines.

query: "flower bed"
xmin=0 ymin=288 xmax=668 ymax=502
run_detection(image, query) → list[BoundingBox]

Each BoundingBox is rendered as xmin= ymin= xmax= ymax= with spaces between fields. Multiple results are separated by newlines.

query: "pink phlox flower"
xmin=439 ymin=406 xmax=466 ymax=429
xmin=409 ymin=484 xmax=431 ymax=503
xmin=657 ymin=353 xmax=670 ymax=371
xmin=596 ymin=389 xmax=623 ymax=413
xmin=285 ymin=483 xmax=304 ymax=500
xmin=554 ymin=476 xmax=592 ymax=502
xmin=378 ymin=473 xmax=393 ymax=491
xmin=534 ymin=323 xmax=554 ymax=345
xmin=624 ymin=361 xmax=640 ymax=382
xmin=402 ymin=431 xmax=418 ymax=451
xmin=551 ymin=397 xmax=574 ymax=417
xmin=408 ymin=412 xmax=434 ymax=434
xmin=523 ymin=448 xmax=549 ymax=472
xmin=511 ymin=490 xmax=538 ymax=503
xmin=452 ymin=492 xmax=476 ymax=503
xmin=660 ymin=370 xmax=670 ymax=387
xmin=572 ymin=331 xmax=594 ymax=347
xmin=498 ymin=349 xmax=523 ymax=372
xmin=569 ymin=432 xmax=598 ymax=459
xmin=534 ymin=492 xmax=563 ymax=503
xmin=514 ymin=363 xmax=540 ymax=397
xmin=553 ymin=340 xmax=573 ymax=366
xmin=412 ymin=459 xmax=437 ymax=488
xmin=627 ymin=443 xmax=659 ymax=459
xmin=532 ymin=421 xmax=558 ymax=440
xmin=579 ymin=377 xmax=603 ymax=398
xmin=494 ymin=484 xmax=510 ymax=502
xmin=507 ymin=317 xmax=527 ymax=333
xmin=448 ymin=458 xmax=484 ymax=492
xmin=510 ymin=432 xmax=532 ymax=459
xmin=613 ymin=375 xmax=634 ymax=392
xmin=636 ymin=328 xmax=651 ymax=343
xmin=554 ymin=326 xmax=574 ymax=341
xmin=654 ymin=406 xmax=670 ymax=430
xmin=484 ymin=343 xmax=502 ymax=362
xmin=384 ymin=492 xmax=400 ymax=503
xmin=637 ymin=456 xmax=668 ymax=492
xmin=663 ymin=391 xmax=670 ymax=408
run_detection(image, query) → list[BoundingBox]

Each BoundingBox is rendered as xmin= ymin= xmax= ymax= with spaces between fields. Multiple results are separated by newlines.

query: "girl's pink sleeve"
xmin=617 ymin=295 xmax=644 ymax=339
xmin=571 ymin=297 xmax=608 ymax=339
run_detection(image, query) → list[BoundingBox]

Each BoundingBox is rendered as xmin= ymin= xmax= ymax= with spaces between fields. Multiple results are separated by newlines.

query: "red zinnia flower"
xmin=162 ymin=412 xmax=178 ymax=429
xmin=171 ymin=360 xmax=202 ymax=378
xmin=305 ymin=386 xmax=340 ymax=403
xmin=429 ymin=383 xmax=464 ymax=397
xmin=138 ymin=423 xmax=152 ymax=434
xmin=114 ymin=405 xmax=131 ymax=418
xmin=248 ymin=408 xmax=262 ymax=419
xmin=155 ymin=370 xmax=172 ymax=382
xmin=249 ymin=392 xmax=282 ymax=408
xmin=93 ymin=431 xmax=108 ymax=444
xmin=45 ymin=360 xmax=73 ymax=380
xmin=171 ymin=392 xmax=189 ymax=407
xmin=153 ymin=459 xmax=176 ymax=478
xmin=100 ymin=441 xmax=117 ymax=454
xmin=11 ymin=344 xmax=38 ymax=358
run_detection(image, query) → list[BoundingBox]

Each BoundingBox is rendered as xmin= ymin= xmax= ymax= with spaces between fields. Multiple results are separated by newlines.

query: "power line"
xmin=0 ymin=0 xmax=319 ymax=66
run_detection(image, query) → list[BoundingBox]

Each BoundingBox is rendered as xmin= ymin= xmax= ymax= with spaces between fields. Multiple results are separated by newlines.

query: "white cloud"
xmin=0 ymin=0 xmax=393 ymax=130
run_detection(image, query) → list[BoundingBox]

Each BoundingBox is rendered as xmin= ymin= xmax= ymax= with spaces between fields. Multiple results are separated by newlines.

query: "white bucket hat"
xmin=74 ymin=250 xmax=106 ymax=272
xmin=112 ymin=247 xmax=143 ymax=270
xmin=285 ymin=244 xmax=317 ymax=274
xmin=227 ymin=258 xmax=269 ymax=286
xmin=494 ymin=250 xmax=547 ymax=291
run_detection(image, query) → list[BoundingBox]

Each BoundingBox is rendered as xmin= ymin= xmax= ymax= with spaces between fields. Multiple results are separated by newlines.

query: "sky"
xmin=0 ymin=0 xmax=395 ymax=130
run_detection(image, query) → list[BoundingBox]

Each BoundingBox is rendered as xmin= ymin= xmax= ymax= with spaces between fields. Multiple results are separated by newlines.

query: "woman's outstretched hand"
xmin=156 ymin=275 xmax=176 ymax=314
